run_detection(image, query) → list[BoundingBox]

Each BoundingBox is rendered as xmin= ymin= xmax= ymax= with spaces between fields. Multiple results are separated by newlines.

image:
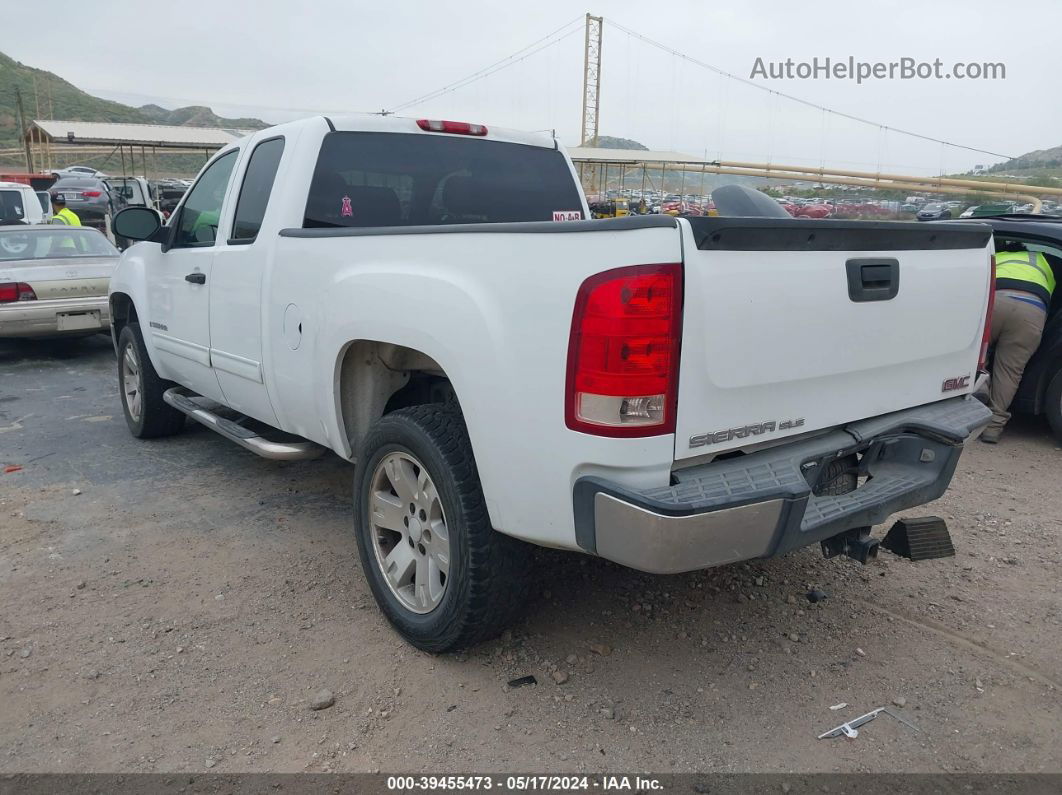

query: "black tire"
xmin=1045 ymin=368 xmax=1062 ymax=443
xmin=353 ymin=405 xmax=531 ymax=652
xmin=117 ymin=322 xmax=185 ymax=439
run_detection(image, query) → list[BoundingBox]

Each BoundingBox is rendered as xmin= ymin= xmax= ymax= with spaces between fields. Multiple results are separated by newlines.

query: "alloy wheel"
xmin=368 ymin=451 xmax=451 ymax=614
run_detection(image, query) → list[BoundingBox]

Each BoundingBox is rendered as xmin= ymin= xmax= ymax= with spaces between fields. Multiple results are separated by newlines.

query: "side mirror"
xmin=113 ymin=206 xmax=163 ymax=242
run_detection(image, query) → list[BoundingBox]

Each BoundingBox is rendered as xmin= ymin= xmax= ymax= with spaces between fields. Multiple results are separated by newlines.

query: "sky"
xmin=5 ymin=0 xmax=1056 ymax=176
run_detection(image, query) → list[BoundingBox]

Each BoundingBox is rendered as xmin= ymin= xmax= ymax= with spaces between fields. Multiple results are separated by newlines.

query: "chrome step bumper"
xmin=573 ymin=397 xmax=991 ymax=574
xmin=163 ymin=387 xmax=325 ymax=461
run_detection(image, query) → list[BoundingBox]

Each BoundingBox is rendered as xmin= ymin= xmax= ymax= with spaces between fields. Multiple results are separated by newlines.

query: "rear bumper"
xmin=0 ymin=296 xmax=109 ymax=338
xmin=573 ymin=396 xmax=991 ymax=574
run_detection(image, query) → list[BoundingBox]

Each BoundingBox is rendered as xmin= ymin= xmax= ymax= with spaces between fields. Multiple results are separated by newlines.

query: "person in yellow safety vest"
xmin=981 ymin=240 xmax=1057 ymax=443
xmin=49 ymin=194 xmax=82 ymax=226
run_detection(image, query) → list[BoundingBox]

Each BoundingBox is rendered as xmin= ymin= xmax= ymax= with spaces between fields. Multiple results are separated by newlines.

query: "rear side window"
xmin=303 ymin=132 xmax=583 ymax=228
xmin=231 ymin=137 xmax=285 ymax=242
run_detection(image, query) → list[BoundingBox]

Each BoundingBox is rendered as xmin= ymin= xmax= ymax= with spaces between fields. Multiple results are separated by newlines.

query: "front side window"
xmin=174 ymin=150 xmax=238 ymax=247
xmin=303 ymin=132 xmax=584 ymax=229
xmin=231 ymin=137 xmax=285 ymax=242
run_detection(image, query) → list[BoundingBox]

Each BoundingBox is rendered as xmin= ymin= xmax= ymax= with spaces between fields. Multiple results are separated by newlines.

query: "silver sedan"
xmin=0 ymin=225 xmax=119 ymax=338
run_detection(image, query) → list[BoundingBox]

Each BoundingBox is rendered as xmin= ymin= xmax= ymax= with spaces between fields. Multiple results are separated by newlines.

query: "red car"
xmin=795 ymin=203 xmax=832 ymax=219
xmin=661 ymin=201 xmax=706 ymax=217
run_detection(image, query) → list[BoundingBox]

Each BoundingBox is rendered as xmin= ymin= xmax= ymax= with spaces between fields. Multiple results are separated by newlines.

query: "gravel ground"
xmin=0 ymin=335 xmax=1059 ymax=774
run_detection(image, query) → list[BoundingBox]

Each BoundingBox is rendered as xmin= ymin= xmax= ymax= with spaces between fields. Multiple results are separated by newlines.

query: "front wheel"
xmin=117 ymin=322 xmax=185 ymax=439
xmin=353 ymin=405 xmax=531 ymax=652
xmin=1045 ymin=368 xmax=1062 ymax=442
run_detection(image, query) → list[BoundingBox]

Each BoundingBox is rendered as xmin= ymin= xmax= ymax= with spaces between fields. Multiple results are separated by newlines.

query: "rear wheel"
xmin=1045 ymin=368 xmax=1062 ymax=443
xmin=353 ymin=405 xmax=530 ymax=652
xmin=117 ymin=322 xmax=185 ymax=438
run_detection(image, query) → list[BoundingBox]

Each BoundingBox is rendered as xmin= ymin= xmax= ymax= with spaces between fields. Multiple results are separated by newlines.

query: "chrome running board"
xmin=163 ymin=387 xmax=325 ymax=461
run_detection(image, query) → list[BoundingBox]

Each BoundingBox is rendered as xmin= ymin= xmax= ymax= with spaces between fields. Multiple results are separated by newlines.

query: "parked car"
xmin=0 ymin=181 xmax=46 ymax=225
xmin=50 ymin=177 xmax=124 ymax=227
xmin=50 ymin=165 xmax=107 ymax=180
xmin=35 ymin=191 xmax=53 ymax=222
xmin=109 ymin=114 xmax=992 ymax=652
xmin=949 ymin=214 xmax=1062 ymax=439
xmin=152 ymin=180 xmax=190 ymax=218
xmin=106 ymin=177 xmax=159 ymax=211
xmin=917 ymin=203 xmax=952 ymax=221
xmin=962 ymin=202 xmax=1016 ymax=218
xmin=0 ymin=225 xmax=119 ymax=338
xmin=794 ymin=203 xmax=832 ymax=219
xmin=589 ymin=198 xmax=628 ymax=218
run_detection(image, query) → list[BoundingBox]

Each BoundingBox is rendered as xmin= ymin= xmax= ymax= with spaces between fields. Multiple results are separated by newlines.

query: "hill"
xmin=0 ymin=50 xmax=269 ymax=174
xmin=988 ymin=144 xmax=1062 ymax=173
xmin=593 ymin=135 xmax=648 ymax=150
xmin=982 ymin=144 xmax=1062 ymax=185
xmin=0 ymin=50 xmax=147 ymax=147
xmin=136 ymin=103 xmax=267 ymax=131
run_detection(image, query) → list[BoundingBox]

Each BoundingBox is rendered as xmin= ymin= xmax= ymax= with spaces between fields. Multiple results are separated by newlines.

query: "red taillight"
xmin=0 ymin=282 xmax=37 ymax=303
xmin=979 ymin=254 xmax=996 ymax=372
xmin=81 ymin=190 xmax=102 ymax=197
xmin=565 ymin=264 xmax=683 ymax=437
xmin=416 ymin=119 xmax=488 ymax=136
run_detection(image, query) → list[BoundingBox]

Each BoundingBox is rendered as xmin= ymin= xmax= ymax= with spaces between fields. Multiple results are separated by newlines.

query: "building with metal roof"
xmin=19 ymin=119 xmax=259 ymax=177
xmin=567 ymin=146 xmax=708 ymax=165
xmin=26 ymin=120 xmax=254 ymax=149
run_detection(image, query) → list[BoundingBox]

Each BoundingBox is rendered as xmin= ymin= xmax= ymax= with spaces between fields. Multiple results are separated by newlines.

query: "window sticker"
xmin=552 ymin=210 xmax=582 ymax=221
xmin=341 ymin=195 xmax=353 ymax=217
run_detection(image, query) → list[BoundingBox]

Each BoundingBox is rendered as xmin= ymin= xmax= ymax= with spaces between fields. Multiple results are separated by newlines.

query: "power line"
xmin=387 ymin=16 xmax=584 ymax=114
xmin=605 ymin=18 xmax=1016 ymax=162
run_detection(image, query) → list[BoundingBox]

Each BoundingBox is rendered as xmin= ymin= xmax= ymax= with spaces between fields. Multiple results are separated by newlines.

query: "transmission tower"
xmin=580 ymin=13 xmax=603 ymax=146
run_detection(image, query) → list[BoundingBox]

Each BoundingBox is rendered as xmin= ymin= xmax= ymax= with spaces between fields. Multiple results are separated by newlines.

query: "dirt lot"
xmin=0 ymin=335 xmax=1059 ymax=774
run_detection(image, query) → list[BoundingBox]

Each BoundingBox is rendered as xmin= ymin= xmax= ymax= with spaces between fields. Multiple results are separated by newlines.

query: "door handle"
xmin=185 ymin=272 xmax=206 ymax=285
xmin=846 ymin=258 xmax=899 ymax=302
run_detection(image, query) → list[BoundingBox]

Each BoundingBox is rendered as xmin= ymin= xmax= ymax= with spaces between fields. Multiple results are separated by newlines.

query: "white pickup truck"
xmin=109 ymin=114 xmax=993 ymax=651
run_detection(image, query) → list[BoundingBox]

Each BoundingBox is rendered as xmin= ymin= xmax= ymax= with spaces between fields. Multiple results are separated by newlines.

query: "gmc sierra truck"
xmin=109 ymin=114 xmax=993 ymax=651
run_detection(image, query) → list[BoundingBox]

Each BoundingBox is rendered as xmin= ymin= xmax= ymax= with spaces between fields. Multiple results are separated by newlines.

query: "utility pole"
xmin=15 ymin=88 xmax=33 ymax=171
xmin=580 ymin=13 xmax=603 ymax=146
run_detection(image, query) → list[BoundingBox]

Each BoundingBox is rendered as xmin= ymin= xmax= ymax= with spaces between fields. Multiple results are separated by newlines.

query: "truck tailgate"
xmin=674 ymin=217 xmax=993 ymax=459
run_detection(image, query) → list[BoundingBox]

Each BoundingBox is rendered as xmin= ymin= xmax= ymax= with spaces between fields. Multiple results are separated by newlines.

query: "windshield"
xmin=0 ymin=190 xmax=27 ymax=223
xmin=108 ymin=179 xmax=145 ymax=203
xmin=304 ymin=132 xmax=584 ymax=228
xmin=0 ymin=228 xmax=119 ymax=261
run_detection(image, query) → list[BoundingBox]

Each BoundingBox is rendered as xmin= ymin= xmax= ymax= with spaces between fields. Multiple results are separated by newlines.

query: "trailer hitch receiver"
xmin=821 ymin=527 xmax=880 ymax=564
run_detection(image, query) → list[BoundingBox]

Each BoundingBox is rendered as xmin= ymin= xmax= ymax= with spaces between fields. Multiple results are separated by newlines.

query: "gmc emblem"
xmin=942 ymin=375 xmax=971 ymax=393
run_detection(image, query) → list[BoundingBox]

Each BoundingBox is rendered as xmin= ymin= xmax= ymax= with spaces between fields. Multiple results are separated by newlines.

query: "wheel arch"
xmin=109 ymin=291 xmax=138 ymax=346
xmin=333 ymin=340 xmax=460 ymax=459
